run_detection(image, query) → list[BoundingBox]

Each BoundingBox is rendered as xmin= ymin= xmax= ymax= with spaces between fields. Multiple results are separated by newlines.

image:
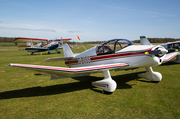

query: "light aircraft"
xmin=9 ymin=36 xmax=178 ymax=94
xmin=140 ymin=36 xmax=180 ymax=63
xmin=160 ymin=41 xmax=180 ymax=63
xmin=14 ymin=37 xmax=71 ymax=55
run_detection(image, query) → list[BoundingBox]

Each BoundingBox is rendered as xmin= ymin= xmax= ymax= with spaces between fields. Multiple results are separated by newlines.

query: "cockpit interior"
xmin=96 ymin=39 xmax=135 ymax=55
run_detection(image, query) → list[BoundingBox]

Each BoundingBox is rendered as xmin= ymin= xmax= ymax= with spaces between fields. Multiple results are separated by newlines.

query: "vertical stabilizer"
xmin=63 ymin=43 xmax=74 ymax=57
xmin=140 ymin=36 xmax=152 ymax=45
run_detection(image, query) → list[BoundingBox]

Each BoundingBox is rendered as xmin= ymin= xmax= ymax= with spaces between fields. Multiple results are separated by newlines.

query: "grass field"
xmin=0 ymin=44 xmax=180 ymax=118
xmin=0 ymin=42 xmax=26 ymax=46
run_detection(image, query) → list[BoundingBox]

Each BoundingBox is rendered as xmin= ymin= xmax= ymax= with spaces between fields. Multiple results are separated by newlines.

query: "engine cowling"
xmin=150 ymin=45 xmax=168 ymax=65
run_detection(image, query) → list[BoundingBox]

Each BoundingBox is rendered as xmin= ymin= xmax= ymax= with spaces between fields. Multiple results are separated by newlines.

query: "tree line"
xmin=133 ymin=38 xmax=177 ymax=43
xmin=0 ymin=37 xmax=178 ymax=44
xmin=0 ymin=37 xmax=15 ymax=42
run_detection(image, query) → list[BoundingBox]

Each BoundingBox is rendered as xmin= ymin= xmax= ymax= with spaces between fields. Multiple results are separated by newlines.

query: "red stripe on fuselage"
xmin=65 ymin=60 xmax=78 ymax=65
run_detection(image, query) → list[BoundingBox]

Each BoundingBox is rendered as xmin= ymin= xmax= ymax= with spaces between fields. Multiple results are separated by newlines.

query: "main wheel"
xmin=102 ymin=90 xmax=113 ymax=94
xmin=151 ymin=81 xmax=160 ymax=83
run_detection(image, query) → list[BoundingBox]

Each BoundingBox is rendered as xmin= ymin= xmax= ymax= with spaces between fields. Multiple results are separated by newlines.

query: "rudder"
xmin=140 ymin=36 xmax=152 ymax=45
xmin=63 ymin=43 xmax=74 ymax=57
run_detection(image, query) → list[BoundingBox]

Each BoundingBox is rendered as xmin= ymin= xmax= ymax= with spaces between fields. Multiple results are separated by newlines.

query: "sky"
xmin=0 ymin=0 xmax=180 ymax=42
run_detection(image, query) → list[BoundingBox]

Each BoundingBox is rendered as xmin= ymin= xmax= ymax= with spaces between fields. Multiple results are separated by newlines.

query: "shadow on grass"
xmin=161 ymin=62 xmax=180 ymax=66
xmin=0 ymin=72 xmax=143 ymax=99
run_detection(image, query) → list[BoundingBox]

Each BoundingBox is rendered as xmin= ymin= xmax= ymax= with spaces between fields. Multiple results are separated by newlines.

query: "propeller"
xmin=145 ymin=47 xmax=168 ymax=57
xmin=145 ymin=50 xmax=161 ymax=55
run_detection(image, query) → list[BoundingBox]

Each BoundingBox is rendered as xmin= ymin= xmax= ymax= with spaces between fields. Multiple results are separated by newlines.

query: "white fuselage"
xmin=65 ymin=45 xmax=165 ymax=69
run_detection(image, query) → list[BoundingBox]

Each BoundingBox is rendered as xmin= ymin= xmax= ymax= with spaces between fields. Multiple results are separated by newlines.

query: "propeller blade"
xmin=145 ymin=50 xmax=161 ymax=55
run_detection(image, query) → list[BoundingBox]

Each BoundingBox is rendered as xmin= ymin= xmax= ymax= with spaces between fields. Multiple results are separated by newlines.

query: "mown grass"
xmin=0 ymin=43 xmax=26 ymax=46
xmin=0 ymin=44 xmax=180 ymax=118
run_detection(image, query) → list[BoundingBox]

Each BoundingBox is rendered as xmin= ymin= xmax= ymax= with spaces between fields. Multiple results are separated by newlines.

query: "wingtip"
xmin=7 ymin=63 xmax=13 ymax=66
xmin=42 ymin=58 xmax=49 ymax=62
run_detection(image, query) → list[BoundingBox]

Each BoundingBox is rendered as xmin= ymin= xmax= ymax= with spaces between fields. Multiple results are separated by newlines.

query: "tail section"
xmin=63 ymin=43 xmax=74 ymax=57
xmin=140 ymin=36 xmax=152 ymax=45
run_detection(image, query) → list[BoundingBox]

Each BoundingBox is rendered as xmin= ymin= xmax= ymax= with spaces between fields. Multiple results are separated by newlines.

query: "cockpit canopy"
xmin=167 ymin=43 xmax=180 ymax=49
xmin=96 ymin=39 xmax=135 ymax=55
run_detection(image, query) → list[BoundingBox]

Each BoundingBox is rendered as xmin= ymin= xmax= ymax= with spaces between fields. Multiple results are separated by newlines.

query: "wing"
xmin=163 ymin=52 xmax=180 ymax=62
xmin=14 ymin=37 xmax=48 ymax=43
xmin=43 ymin=57 xmax=74 ymax=62
xmin=57 ymin=38 xmax=72 ymax=41
xmin=8 ymin=63 xmax=129 ymax=77
xmin=25 ymin=47 xmax=48 ymax=50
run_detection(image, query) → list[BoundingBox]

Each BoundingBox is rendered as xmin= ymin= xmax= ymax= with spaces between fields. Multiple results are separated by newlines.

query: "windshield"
xmin=96 ymin=39 xmax=135 ymax=55
xmin=167 ymin=43 xmax=180 ymax=49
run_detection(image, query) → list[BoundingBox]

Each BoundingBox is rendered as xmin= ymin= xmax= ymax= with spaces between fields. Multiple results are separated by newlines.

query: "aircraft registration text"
xmin=78 ymin=56 xmax=91 ymax=64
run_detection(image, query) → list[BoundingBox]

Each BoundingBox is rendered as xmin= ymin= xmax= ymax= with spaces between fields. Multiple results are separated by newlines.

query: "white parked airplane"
xmin=9 ymin=36 xmax=178 ymax=94
xmin=140 ymin=36 xmax=180 ymax=63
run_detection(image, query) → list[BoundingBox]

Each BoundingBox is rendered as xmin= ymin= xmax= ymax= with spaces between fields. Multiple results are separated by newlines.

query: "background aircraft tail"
xmin=63 ymin=43 xmax=74 ymax=57
xmin=140 ymin=36 xmax=152 ymax=45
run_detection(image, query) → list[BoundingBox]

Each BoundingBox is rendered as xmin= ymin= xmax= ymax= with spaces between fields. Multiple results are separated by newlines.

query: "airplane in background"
xmin=140 ymin=36 xmax=180 ymax=63
xmin=9 ymin=36 xmax=178 ymax=94
xmin=14 ymin=37 xmax=71 ymax=55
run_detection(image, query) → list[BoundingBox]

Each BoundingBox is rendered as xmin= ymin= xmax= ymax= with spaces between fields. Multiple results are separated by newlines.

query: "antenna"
xmin=60 ymin=37 xmax=63 ymax=44
xmin=77 ymin=36 xmax=87 ymax=51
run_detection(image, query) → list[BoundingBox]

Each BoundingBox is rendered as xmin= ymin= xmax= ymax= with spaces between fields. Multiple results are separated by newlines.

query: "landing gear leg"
xmin=92 ymin=69 xmax=117 ymax=93
xmin=55 ymin=48 xmax=60 ymax=54
xmin=48 ymin=49 xmax=51 ymax=54
xmin=138 ymin=67 xmax=162 ymax=83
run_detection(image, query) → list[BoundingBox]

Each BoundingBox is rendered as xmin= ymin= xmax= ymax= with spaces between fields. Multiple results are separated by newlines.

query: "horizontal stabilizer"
xmin=43 ymin=57 xmax=74 ymax=62
xmin=51 ymin=74 xmax=90 ymax=80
